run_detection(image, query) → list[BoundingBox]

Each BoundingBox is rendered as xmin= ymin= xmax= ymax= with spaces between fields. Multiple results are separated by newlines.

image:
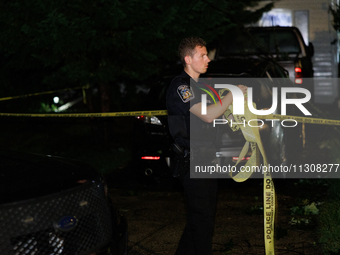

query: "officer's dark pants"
xmin=175 ymin=171 xmax=218 ymax=255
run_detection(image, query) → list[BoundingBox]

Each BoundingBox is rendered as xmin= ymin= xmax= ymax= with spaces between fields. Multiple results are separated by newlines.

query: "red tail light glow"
xmin=232 ymin=157 xmax=250 ymax=161
xmin=295 ymin=67 xmax=302 ymax=73
xmin=141 ymin=156 xmax=160 ymax=160
xmin=294 ymin=67 xmax=303 ymax=84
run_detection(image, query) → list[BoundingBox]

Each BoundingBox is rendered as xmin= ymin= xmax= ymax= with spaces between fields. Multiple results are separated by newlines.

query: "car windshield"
xmin=219 ymin=29 xmax=301 ymax=56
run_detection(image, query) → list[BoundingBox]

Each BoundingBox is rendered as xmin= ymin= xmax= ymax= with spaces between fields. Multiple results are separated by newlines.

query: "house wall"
xmin=256 ymin=0 xmax=339 ymax=104
xmin=258 ymin=0 xmax=334 ymax=42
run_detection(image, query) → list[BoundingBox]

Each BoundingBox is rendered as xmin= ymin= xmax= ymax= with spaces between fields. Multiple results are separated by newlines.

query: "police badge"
xmin=177 ymin=85 xmax=194 ymax=103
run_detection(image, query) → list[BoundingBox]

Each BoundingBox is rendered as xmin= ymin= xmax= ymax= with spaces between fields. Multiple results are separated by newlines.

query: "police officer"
xmin=166 ymin=37 xmax=247 ymax=255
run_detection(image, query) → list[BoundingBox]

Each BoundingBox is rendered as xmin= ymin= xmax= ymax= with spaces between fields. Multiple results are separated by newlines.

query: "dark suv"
xmin=215 ymin=26 xmax=314 ymax=100
xmin=133 ymin=58 xmax=303 ymax=178
xmin=0 ymin=150 xmax=127 ymax=255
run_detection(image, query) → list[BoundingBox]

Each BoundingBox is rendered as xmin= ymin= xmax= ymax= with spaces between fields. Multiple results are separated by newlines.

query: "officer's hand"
xmin=237 ymin=85 xmax=247 ymax=95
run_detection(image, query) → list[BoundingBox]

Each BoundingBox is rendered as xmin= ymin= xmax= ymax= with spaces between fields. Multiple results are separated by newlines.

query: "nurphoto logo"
xmin=200 ymin=84 xmax=312 ymax=129
xmin=201 ymin=85 xmax=311 ymax=116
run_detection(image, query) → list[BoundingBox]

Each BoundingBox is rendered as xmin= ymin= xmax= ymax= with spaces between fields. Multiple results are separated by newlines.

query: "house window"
xmin=259 ymin=9 xmax=292 ymax=27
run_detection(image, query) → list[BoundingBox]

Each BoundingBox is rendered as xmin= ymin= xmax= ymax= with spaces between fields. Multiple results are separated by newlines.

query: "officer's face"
xmin=189 ymin=46 xmax=211 ymax=75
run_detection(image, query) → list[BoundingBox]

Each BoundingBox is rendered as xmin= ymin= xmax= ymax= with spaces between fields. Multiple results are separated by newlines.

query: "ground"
xmin=109 ymin=178 xmax=322 ymax=254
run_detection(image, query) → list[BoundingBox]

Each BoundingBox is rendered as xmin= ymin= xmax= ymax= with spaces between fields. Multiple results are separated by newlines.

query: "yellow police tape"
xmin=266 ymin=114 xmax=340 ymax=126
xmin=0 ymin=110 xmax=168 ymax=118
xmin=219 ymin=89 xmax=275 ymax=254
xmin=0 ymin=85 xmax=90 ymax=101
xmin=229 ymin=108 xmax=275 ymax=255
xmin=0 ymin=110 xmax=340 ymax=127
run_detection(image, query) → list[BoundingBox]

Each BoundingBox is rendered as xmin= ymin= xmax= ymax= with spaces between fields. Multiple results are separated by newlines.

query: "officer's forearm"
xmin=189 ymin=93 xmax=233 ymax=123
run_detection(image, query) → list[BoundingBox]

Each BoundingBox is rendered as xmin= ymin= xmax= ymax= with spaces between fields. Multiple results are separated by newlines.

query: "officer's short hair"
xmin=178 ymin=37 xmax=206 ymax=67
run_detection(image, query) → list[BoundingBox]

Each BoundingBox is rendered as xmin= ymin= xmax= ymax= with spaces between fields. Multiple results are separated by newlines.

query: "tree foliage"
xmin=0 ymin=0 xmax=273 ymax=106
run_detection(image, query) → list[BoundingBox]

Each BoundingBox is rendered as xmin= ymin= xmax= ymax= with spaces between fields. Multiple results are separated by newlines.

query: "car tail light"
xmin=232 ymin=157 xmax=250 ymax=161
xmin=136 ymin=115 xmax=162 ymax=125
xmin=141 ymin=156 xmax=161 ymax=160
xmin=295 ymin=67 xmax=303 ymax=84
xmin=136 ymin=115 xmax=145 ymax=121
xmin=295 ymin=67 xmax=302 ymax=75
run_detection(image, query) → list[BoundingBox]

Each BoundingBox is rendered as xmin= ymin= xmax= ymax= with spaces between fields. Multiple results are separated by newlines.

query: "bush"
xmin=318 ymin=179 xmax=340 ymax=254
xmin=318 ymin=199 xmax=340 ymax=254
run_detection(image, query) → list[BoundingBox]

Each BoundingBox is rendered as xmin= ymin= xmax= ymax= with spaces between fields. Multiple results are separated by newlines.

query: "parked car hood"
xmin=0 ymin=150 xmax=100 ymax=204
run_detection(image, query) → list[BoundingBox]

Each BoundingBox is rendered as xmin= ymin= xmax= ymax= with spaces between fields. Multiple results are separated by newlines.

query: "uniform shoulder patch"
xmin=177 ymin=85 xmax=194 ymax=103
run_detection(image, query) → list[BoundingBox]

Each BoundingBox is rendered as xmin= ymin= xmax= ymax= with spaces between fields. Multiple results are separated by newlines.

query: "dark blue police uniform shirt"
xmin=166 ymin=70 xmax=217 ymax=150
